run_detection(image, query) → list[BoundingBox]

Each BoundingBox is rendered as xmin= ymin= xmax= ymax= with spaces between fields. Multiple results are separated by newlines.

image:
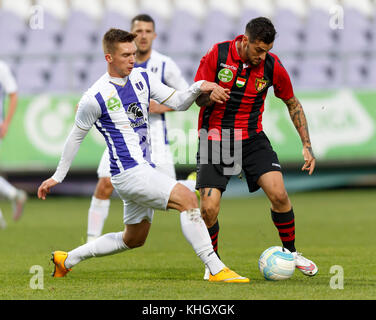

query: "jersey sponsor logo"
xmin=219 ymin=62 xmax=237 ymax=71
xmin=106 ymin=97 xmax=122 ymax=111
xmin=255 ymin=77 xmax=269 ymax=92
xmin=150 ymin=66 xmax=158 ymax=73
xmin=126 ymin=102 xmax=145 ymax=128
xmin=218 ymin=68 xmax=234 ymax=83
xmin=235 ymin=77 xmax=246 ymax=88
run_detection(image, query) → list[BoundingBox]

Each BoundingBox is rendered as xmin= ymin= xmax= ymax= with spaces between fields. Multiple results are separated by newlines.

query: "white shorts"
xmin=97 ymin=146 xmax=176 ymax=179
xmin=111 ymin=163 xmax=178 ymax=225
xmin=97 ymin=148 xmax=111 ymax=178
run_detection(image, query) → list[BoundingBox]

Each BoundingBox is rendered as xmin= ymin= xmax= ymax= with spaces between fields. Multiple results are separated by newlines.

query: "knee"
xmin=270 ymin=190 xmax=290 ymax=208
xmin=181 ymin=190 xmax=199 ymax=211
xmin=95 ymin=178 xmax=113 ymax=199
xmin=201 ymin=202 xmax=220 ymax=227
xmin=122 ymin=235 xmax=146 ymax=249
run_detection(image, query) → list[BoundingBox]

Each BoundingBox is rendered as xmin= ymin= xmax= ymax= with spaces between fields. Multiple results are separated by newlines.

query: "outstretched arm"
xmin=37 ymin=125 xmax=89 ymax=200
xmin=283 ymin=95 xmax=315 ymax=175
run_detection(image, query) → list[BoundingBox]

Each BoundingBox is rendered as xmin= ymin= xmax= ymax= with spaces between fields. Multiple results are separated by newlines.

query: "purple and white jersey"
xmin=76 ymin=68 xmax=177 ymax=176
xmin=75 ymin=68 xmax=202 ymax=177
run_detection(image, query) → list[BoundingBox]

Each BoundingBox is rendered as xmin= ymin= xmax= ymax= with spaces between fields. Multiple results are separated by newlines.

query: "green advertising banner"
xmin=0 ymin=90 xmax=375 ymax=171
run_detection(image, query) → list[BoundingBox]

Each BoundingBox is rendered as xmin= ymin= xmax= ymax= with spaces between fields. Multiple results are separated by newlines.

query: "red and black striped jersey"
xmin=195 ymin=35 xmax=294 ymax=141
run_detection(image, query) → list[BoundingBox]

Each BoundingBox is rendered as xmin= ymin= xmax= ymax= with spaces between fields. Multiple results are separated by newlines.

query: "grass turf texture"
xmin=0 ymin=188 xmax=375 ymax=300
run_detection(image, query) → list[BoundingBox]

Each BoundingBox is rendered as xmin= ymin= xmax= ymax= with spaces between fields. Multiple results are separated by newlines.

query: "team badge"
xmin=236 ymin=77 xmax=247 ymax=88
xmin=218 ymin=68 xmax=233 ymax=83
xmin=255 ymin=78 xmax=268 ymax=92
xmin=135 ymin=81 xmax=144 ymax=91
xmin=106 ymin=97 xmax=121 ymax=111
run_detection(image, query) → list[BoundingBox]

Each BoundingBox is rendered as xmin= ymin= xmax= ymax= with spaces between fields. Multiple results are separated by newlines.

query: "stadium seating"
xmin=0 ymin=0 xmax=374 ymax=93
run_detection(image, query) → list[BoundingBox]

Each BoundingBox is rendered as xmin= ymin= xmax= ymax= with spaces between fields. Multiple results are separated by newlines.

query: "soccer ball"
xmin=258 ymin=246 xmax=295 ymax=280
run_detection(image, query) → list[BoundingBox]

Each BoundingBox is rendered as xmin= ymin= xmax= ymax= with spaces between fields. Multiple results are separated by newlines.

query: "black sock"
xmin=271 ymin=208 xmax=296 ymax=252
xmin=208 ymin=220 xmax=220 ymax=259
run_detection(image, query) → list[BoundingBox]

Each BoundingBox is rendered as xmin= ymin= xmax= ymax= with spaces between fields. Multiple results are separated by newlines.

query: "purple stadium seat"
xmin=297 ymin=55 xmax=343 ymax=89
xmin=46 ymin=58 xmax=89 ymax=93
xmin=0 ymin=10 xmax=26 ymax=55
xmin=236 ymin=9 xmax=263 ymax=35
xmin=200 ymin=10 xmax=237 ymax=52
xmin=100 ymin=11 xmax=130 ymax=33
xmin=344 ymin=56 xmax=371 ymax=88
xmin=85 ymin=57 xmax=107 ymax=87
xmin=165 ymin=10 xmax=201 ymax=55
xmin=338 ymin=8 xmax=372 ymax=54
xmin=60 ymin=11 xmax=98 ymax=55
xmin=23 ymin=12 xmax=62 ymax=55
xmin=171 ymin=55 xmax=198 ymax=84
xmin=303 ymin=9 xmax=337 ymax=54
xmin=16 ymin=58 xmax=52 ymax=94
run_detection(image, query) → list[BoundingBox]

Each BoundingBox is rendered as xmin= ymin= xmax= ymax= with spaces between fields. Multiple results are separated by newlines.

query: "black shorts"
xmin=196 ymin=131 xmax=281 ymax=193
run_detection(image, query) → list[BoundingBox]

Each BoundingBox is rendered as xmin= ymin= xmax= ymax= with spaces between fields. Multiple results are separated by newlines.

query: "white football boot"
xmin=292 ymin=251 xmax=318 ymax=276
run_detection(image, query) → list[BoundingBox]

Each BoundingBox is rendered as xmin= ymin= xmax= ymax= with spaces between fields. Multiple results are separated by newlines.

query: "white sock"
xmin=180 ymin=209 xmax=225 ymax=275
xmin=0 ymin=177 xmax=17 ymax=200
xmin=65 ymin=231 xmax=129 ymax=268
xmin=178 ymin=180 xmax=196 ymax=193
xmin=87 ymin=196 xmax=110 ymax=240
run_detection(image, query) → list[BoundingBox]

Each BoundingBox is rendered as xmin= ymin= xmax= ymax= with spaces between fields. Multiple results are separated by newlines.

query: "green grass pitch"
xmin=0 ymin=188 xmax=375 ymax=300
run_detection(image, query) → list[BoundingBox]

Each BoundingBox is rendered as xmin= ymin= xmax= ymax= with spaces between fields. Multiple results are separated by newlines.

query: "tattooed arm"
xmin=283 ymin=95 xmax=316 ymax=175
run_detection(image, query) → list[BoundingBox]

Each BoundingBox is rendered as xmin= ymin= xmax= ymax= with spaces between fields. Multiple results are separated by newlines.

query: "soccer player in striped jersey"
xmin=86 ymin=14 xmax=196 ymax=243
xmin=195 ymin=17 xmax=318 ymax=278
xmin=0 ymin=60 xmax=27 ymax=228
xmin=38 ymin=28 xmax=249 ymax=283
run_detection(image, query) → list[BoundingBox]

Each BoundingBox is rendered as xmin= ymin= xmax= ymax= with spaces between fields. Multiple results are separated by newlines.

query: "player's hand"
xmin=149 ymin=99 xmax=173 ymax=114
xmin=302 ymin=146 xmax=315 ymax=175
xmin=200 ymin=81 xmax=230 ymax=104
xmin=37 ymin=178 xmax=59 ymax=200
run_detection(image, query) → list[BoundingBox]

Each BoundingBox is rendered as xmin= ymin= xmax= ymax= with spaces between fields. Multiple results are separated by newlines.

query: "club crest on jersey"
xmin=106 ymin=97 xmax=121 ymax=111
xmin=255 ymin=77 xmax=268 ymax=92
xmin=135 ymin=81 xmax=144 ymax=91
xmin=218 ymin=68 xmax=233 ymax=83
xmin=126 ymin=102 xmax=145 ymax=128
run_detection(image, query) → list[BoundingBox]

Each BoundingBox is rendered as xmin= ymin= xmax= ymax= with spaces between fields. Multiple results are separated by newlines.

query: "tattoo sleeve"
xmin=284 ymin=96 xmax=314 ymax=156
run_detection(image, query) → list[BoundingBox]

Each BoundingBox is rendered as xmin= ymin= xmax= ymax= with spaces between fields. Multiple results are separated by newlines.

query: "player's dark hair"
xmin=102 ymin=28 xmax=137 ymax=54
xmin=245 ymin=17 xmax=276 ymax=44
xmin=131 ymin=14 xmax=155 ymax=30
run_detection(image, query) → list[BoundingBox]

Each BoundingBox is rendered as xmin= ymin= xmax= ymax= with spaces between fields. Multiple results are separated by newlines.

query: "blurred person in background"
xmin=195 ymin=17 xmax=318 ymax=279
xmin=86 ymin=14 xmax=197 ymax=243
xmin=0 ymin=60 xmax=27 ymax=229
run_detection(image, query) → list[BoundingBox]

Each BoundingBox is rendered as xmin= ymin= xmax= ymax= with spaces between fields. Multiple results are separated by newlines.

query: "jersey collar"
xmin=108 ymin=73 xmax=129 ymax=87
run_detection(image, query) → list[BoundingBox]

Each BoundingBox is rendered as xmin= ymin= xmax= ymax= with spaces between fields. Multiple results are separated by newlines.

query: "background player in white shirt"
xmin=87 ymin=14 xmax=195 ymax=242
xmin=37 ymin=28 xmax=248 ymax=283
xmin=0 ymin=60 xmax=27 ymax=228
